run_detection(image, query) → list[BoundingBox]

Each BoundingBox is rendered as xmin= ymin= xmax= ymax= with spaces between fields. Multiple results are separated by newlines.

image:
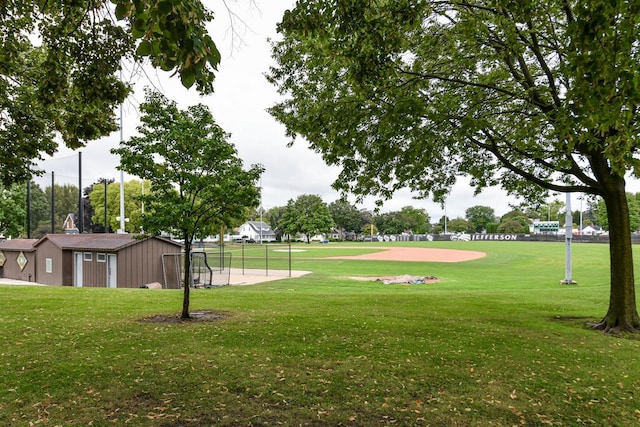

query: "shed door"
xmin=107 ymin=254 xmax=117 ymax=288
xmin=74 ymin=252 xmax=83 ymax=287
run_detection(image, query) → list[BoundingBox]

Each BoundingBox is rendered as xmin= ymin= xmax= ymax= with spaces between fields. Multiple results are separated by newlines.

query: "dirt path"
xmin=328 ymin=246 xmax=486 ymax=263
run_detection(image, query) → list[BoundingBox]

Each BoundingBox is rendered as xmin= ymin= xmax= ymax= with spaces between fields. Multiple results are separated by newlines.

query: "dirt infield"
xmin=329 ymin=246 xmax=486 ymax=263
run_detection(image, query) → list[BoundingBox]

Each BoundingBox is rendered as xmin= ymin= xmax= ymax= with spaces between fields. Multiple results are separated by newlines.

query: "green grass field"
xmin=1 ymin=241 xmax=639 ymax=426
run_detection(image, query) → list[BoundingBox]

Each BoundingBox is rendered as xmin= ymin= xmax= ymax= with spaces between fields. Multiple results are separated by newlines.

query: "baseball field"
xmin=1 ymin=240 xmax=638 ymax=425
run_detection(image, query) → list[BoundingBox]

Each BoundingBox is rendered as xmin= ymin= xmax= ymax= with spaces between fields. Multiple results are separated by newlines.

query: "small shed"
xmin=34 ymin=234 xmax=183 ymax=288
xmin=0 ymin=239 xmax=38 ymax=282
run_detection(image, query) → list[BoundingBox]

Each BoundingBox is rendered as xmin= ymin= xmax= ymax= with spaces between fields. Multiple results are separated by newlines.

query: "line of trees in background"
xmin=0 ymin=179 xmax=146 ymax=239
xmin=253 ymin=195 xmax=610 ymax=242
xmin=0 ymin=184 xmax=625 ymax=241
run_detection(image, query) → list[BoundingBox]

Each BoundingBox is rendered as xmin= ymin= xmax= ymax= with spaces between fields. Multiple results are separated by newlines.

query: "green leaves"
xmin=280 ymin=195 xmax=335 ymax=243
xmin=113 ymin=89 xmax=263 ymax=314
xmin=269 ymin=0 xmax=640 ymax=201
xmin=1 ymin=1 xmax=221 ymax=187
xmin=268 ymin=0 xmax=640 ymax=328
xmin=113 ymin=0 xmax=220 ymax=94
xmin=113 ymin=89 xmax=264 ymax=241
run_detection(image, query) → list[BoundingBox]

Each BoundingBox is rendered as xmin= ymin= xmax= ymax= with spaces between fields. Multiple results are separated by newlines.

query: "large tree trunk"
xmin=595 ymin=175 xmax=640 ymax=332
xmin=181 ymin=237 xmax=192 ymax=319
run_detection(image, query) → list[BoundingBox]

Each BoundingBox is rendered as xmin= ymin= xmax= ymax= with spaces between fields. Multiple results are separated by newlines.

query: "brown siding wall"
xmin=62 ymin=251 xmax=74 ymax=286
xmin=155 ymin=240 xmax=183 ymax=289
xmin=0 ymin=250 xmax=36 ymax=282
xmin=78 ymin=251 xmax=109 ymax=287
xmin=11 ymin=236 xmax=182 ymax=288
xmin=35 ymin=241 xmax=65 ymax=286
xmin=117 ymin=239 xmax=181 ymax=288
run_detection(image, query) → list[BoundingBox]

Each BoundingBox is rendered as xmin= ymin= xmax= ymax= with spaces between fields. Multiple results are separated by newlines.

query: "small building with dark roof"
xmin=236 ymin=221 xmax=276 ymax=242
xmin=0 ymin=239 xmax=38 ymax=283
xmin=0 ymin=234 xmax=183 ymax=289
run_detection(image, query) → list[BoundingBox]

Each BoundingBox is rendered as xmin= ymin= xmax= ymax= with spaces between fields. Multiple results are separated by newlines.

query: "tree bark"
xmin=181 ymin=237 xmax=191 ymax=319
xmin=595 ymin=175 xmax=640 ymax=332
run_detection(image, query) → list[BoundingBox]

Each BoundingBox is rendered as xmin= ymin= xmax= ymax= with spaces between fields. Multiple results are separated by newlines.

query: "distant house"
xmin=36 ymin=234 xmax=183 ymax=288
xmin=580 ymin=225 xmax=603 ymax=236
xmin=63 ymin=213 xmax=79 ymax=234
xmin=0 ymin=239 xmax=38 ymax=282
xmin=235 ymin=221 xmax=276 ymax=242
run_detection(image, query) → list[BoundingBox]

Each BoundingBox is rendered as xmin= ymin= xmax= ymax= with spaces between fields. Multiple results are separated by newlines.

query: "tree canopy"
xmin=465 ymin=206 xmax=496 ymax=233
xmin=497 ymin=210 xmax=531 ymax=234
xmin=0 ymin=183 xmax=26 ymax=238
xmin=280 ymin=194 xmax=335 ymax=243
xmin=88 ymin=179 xmax=146 ymax=234
xmin=328 ymin=198 xmax=363 ymax=238
xmin=268 ymin=0 xmax=640 ymax=332
xmin=113 ymin=90 xmax=263 ymax=318
xmin=45 ymin=184 xmax=80 ymax=233
xmin=447 ymin=218 xmax=472 ymax=233
xmin=1 ymin=0 xmax=219 ymax=187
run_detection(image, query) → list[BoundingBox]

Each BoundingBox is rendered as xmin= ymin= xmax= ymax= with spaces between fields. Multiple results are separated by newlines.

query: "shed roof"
xmin=0 ymin=239 xmax=38 ymax=252
xmin=34 ymin=234 xmax=182 ymax=251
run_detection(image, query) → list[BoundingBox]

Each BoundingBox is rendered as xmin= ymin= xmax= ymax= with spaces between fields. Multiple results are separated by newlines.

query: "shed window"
xmin=97 ymin=253 xmax=106 ymax=263
xmin=83 ymin=252 xmax=92 ymax=262
xmin=46 ymin=258 xmax=53 ymax=273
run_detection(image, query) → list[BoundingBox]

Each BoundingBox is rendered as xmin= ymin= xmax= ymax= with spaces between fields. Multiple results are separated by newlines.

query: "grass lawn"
xmin=1 ymin=241 xmax=639 ymax=426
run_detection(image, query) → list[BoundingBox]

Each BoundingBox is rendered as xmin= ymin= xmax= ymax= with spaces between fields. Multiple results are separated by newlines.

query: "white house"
xmin=235 ymin=221 xmax=276 ymax=242
xmin=580 ymin=225 xmax=604 ymax=236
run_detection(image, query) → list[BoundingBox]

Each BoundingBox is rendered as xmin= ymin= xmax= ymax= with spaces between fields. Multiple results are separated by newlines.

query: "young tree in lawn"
xmin=269 ymin=1 xmax=640 ymax=332
xmin=280 ymin=194 xmax=335 ymax=243
xmin=1 ymin=0 xmax=220 ymax=187
xmin=113 ymin=90 xmax=263 ymax=319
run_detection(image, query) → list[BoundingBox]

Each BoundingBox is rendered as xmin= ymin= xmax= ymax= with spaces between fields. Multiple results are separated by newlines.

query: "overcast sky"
xmin=34 ymin=1 xmax=606 ymax=221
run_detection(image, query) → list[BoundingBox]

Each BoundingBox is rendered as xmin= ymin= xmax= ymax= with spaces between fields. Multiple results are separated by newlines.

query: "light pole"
xmin=117 ymin=68 xmax=126 ymax=234
xmin=259 ymin=179 xmax=263 ymax=244
xmin=444 ymin=202 xmax=448 ymax=235
xmin=547 ymin=203 xmax=550 ymax=221
xmin=561 ymin=192 xmax=576 ymax=284
xmin=579 ymin=195 xmax=583 ymax=237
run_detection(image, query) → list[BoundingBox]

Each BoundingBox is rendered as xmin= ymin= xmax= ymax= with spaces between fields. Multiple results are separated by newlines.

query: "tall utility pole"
xmin=259 ymin=179 xmax=263 ymax=244
xmin=50 ymin=172 xmax=55 ymax=234
xmin=26 ymin=181 xmax=31 ymax=238
xmin=104 ymin=181 xmax=108 ymax=233
xmin=117 ymin=71 xmax=126 ymax=234
xmin=78 ymin=151 xmax=83 ymax=233
xmin=561 ymin=192 xmax=577 ymax=284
